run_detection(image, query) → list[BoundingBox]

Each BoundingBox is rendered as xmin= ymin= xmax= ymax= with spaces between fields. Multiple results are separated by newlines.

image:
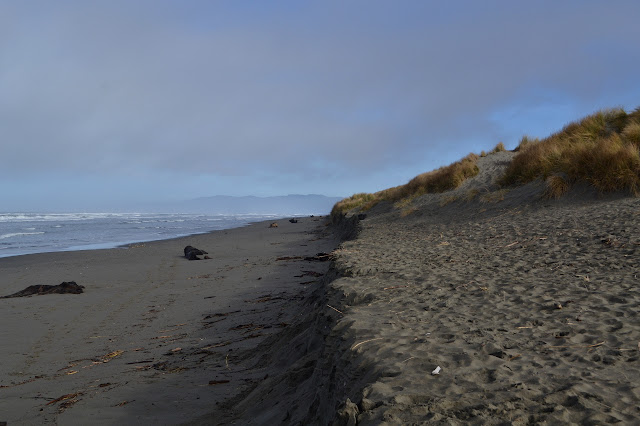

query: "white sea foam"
xmin=0 ymin=213 xmax=126 ymax=222
xmin=0 ymin=232 xmax=45 ymax=240
xmin=0 ymin=212 xmax=283 ymax=258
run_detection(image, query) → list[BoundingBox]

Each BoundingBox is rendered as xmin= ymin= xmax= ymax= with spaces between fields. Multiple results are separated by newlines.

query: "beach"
xmin=2 ymin=153 xmax=640 ymax=425
xmin=0 ymin=216 xmax=339 ymax=425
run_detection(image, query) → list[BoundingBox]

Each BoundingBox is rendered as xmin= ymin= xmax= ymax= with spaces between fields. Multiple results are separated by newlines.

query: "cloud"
xmin=1 ymin=0 xmax=639 ymax=205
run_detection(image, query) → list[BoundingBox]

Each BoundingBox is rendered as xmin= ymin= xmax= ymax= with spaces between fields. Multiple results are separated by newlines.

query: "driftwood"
xmin=184 ymin=246 xmax=208 ymax=260
xmin=1 ymin=281 xmax=84 ymax=298
xmin=304 ymin=252 xmax=334 ymax=262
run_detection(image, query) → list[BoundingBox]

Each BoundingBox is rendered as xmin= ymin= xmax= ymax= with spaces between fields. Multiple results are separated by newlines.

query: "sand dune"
xmin=324 ymin=152 xmax=640 ymax=424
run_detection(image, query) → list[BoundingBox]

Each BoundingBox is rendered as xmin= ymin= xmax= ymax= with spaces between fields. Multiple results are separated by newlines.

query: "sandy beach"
xmin=2 ymin=153 xmax=640 ymax=425
xmin=0 ymin=216 xmax=339 ymax=425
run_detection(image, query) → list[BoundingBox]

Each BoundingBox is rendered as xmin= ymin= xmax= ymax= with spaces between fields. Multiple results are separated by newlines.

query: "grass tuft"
xmin=500 ymin=107 xmax=640 ymax=195
xmin=491 ymin=142 xmax=506 ymax=153
xmin=330 ymin=193 xmax=377 ymax=221
xmin=331 ymin=153 xmax=480 ymax=220
xmin=544 ymin=174 xmax=570 ymax=199
xmin=622 ymin=121 xmax=640 ymax=148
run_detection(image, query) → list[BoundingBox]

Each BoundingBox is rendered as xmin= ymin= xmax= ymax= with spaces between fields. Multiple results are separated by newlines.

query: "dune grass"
xmin=331 ymin=152 xmax=481 ymax=221
xmin=481 ymin=142 xmax=507 ymax=157
xmin=500 ymin=107 xmax=640 ymax=195
xmin=332 ymin=106 xmax=640 ymax=221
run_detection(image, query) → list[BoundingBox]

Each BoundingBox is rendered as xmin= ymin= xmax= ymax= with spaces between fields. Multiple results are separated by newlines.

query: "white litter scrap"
xmin=431 ymin=366 xmax=441 ymax=375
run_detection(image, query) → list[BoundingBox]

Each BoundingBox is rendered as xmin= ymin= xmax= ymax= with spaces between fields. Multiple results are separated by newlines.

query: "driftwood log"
xmin=184 ymin=245 xmax=208 ymax=260
xmin=1 ymin=281 xmax=84 ymax=298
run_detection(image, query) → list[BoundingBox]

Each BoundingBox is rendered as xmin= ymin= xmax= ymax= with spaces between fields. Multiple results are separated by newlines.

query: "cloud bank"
xmin=1 ymin=1 xmax=639 ymax=209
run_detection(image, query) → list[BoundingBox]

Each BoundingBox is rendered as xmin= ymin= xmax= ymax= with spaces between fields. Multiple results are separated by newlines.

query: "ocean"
xmin=0 ymin=212 xmax=283 ymax=258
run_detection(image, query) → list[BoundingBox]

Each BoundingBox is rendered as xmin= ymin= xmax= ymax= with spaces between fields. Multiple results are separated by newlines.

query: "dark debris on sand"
xmin=1 ymin=281 xmax=84 ymax=298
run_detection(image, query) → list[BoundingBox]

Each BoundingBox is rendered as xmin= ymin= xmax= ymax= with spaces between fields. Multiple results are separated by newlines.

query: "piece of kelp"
xmin=1 ymin=281 xmax=84 ymax=298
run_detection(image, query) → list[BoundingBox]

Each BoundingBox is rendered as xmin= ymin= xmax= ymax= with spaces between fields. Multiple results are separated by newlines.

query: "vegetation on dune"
xmin=500 ymin=107 xmax=640 ymax=196
xmin=330 ymin=193 xmax=377 ymax=218
xmin=481 ymin=141 xmax=506 ymax=157
xmin=331 ymin=152 xmax=482 ymax=221
xmin=332 ymin=106 xmax=640 ymax=221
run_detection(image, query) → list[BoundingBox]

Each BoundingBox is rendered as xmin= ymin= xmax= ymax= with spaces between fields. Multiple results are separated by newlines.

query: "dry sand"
xmin=2 ymin=152 xmax=640 ymax=425
xmin=326 ymin=152 xmax=640 ymax=424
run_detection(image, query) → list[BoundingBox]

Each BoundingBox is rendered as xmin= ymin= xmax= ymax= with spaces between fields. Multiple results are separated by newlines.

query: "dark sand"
xmin=0 ymin=217 xmax=339 ymax=425
xmin=2 ymin=153 xmax=640 ymax=425
xmin=326 ymin=153 xmax=640 ymax=424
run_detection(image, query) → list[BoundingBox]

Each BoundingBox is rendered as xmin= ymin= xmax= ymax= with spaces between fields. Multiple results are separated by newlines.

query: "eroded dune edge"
xmin=203 ymin=152 xmax=640 ymax=425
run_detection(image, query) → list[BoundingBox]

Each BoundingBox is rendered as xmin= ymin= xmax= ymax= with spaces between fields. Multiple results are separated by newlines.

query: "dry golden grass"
xmin=544 ymin=174 xmax=570 ymax=199
xmin=397 ymin=153 xmax=480 ymax=199
xmin=482 ymin=142 xmax=506 ymax=157
xmin=491 ymin=142 xmax=506 ymax=153
xmin=331 ymin=153 xmax=480 ymax=221
xmin=330 ymin=193 xmax=377 ymax=220
xmin=332 ymin=106 xmax=640 ymax=221
xmin=501 ymin=107 xmax=640 ymax=195
xmin=622 ymin=121 xmax=640 ymax=147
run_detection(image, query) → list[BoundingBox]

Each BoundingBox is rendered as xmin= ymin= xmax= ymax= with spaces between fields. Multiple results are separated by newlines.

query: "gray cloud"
xmin=1 ymin=0 xmax=639 ymax=206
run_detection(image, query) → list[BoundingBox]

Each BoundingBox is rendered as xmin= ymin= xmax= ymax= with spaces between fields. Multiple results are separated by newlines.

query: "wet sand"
xmin=0 ymin=216 xmax=339 ymax=425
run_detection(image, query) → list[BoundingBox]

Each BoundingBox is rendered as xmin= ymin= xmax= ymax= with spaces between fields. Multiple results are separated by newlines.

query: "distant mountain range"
xmin=149 ymin=194 xmax=343 ymax=215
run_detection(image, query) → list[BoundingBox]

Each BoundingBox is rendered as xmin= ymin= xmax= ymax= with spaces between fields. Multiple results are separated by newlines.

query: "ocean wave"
xmin=0 ymin=213 xmax=125 ymax=222
xmin=0 ymin=232 xmax=46 ymax=240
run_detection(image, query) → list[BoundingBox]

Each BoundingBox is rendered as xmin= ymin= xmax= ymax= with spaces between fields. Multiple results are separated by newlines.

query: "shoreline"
xmin=0 ymin=214 xmax=292 ymax=260
xmin=0 ymin=216 xmax=341 ymax=425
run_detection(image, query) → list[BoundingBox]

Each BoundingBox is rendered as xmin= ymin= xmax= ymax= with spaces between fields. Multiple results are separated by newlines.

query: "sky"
xmin=1 ymin=0 xmax=639 ymax=211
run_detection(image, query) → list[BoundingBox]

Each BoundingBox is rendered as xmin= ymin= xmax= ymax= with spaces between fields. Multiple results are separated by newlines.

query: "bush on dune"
xmin=500 ymin=107 xmax=640 ymax=195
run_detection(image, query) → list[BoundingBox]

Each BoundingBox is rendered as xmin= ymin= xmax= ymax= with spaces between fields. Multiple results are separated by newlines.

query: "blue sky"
xmin=1 ymin=0 xmax=639 ymax=211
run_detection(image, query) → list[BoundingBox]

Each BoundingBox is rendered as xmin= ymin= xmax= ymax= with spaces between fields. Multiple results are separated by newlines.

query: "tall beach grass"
xmin=500 ymin=107 xmax=640 ymax=195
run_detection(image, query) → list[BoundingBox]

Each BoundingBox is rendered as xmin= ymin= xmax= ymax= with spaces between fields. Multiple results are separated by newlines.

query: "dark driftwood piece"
xmin=304 ymin=252 xmax=334 ymax=262
xmin=1 ymin=281 xmax=84 ymax=298
xmin=184 ymin=245 xmax=208 ymax=260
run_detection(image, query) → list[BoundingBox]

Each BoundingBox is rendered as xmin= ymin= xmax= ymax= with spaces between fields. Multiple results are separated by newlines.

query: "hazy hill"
xmin=164 ymin=194 xmax=342 ymax=215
